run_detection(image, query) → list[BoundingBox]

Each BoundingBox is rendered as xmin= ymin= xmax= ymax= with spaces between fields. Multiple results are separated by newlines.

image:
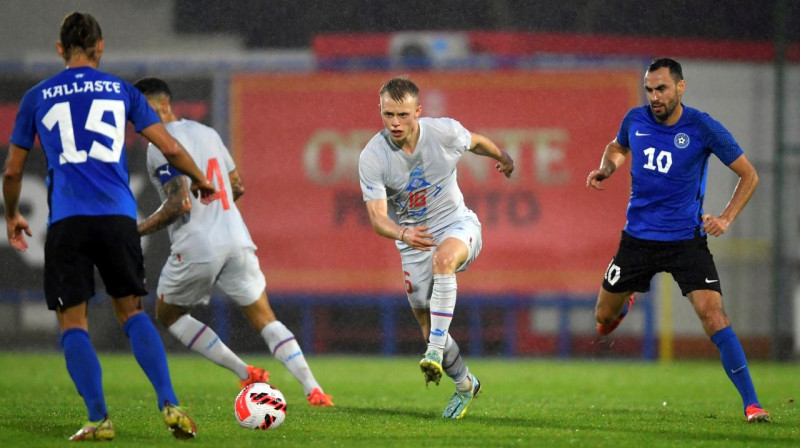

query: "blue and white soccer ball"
xmin=234 ymin=382 xmax=287 ymax=430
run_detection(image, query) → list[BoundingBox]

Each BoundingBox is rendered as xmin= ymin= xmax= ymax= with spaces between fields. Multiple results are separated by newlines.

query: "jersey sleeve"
xmin=615 ymin=108 xmax=636 ymax=148
xmin=127 ymin=83 xmax=160 ymax=132
xmin=9 ymin=89 xmax=38 ymax=150
xmin=437 ymin=117 xmax=471 ymax=155
xmin=449 ymin=118 xmax=471 ymax=151
xmin=358 ymin=148 xmax=387 ymax=201
xmin=697 ymin=113 xmax=743 ymax=165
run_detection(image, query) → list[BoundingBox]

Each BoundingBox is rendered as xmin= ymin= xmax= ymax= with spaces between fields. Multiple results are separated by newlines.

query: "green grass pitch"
xmin=0 ymin=353 xmax=797 ymax=447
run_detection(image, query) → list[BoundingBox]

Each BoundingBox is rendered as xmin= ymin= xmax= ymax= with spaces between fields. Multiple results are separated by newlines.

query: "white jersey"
xmin=359 ymin=117 xmax=476 ymax=234
xmin=146 ymin=119 xmax=256 ymax=262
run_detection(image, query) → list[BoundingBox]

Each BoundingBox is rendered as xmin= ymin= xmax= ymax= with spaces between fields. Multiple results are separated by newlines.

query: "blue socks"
xmin=62 ymin=313 xmax=180 ymax=419
xmin=124 ymin=313 xmax=179 ymax=410
xmin=711 ymin=326 xmax=759 ymax=412
xmin=61 ymin=328 xmax=107 ymax=422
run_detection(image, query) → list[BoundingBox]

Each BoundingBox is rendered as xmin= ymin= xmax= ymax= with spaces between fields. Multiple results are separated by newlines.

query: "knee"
xmin=431 ymin=252 xmax=458 ymax=274
xmin=112 ymin=295 xmax=143 ymax=325
xmin=595 ymin=308 xmax=615 ymax=325
xmin=595 ymin=301 xmax=618 ymax=324
xmin=698 ymin=306 xmax=729 ymax=333
xmin=116 ymin=309 xmax=145 ymax=326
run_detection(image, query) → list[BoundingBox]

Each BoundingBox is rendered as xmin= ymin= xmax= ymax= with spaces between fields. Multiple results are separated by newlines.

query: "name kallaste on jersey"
xmin=42 ymin=79 xmax=122 ymax=100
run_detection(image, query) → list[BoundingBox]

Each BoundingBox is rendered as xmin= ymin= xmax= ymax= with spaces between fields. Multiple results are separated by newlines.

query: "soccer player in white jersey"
xmin=135 ymin=78 xmax=333 ymax=407
xmin=359 ymin=76 xmax=514 ymax=419
xmin=4 ymin=13 xmax=212 ymax=441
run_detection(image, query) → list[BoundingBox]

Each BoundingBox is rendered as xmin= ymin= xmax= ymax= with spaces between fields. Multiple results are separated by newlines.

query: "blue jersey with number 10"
xmin=10 ymin=66 xmax=159 ymax=226
xmin=617 ymin=105 xmax=743 ymax=242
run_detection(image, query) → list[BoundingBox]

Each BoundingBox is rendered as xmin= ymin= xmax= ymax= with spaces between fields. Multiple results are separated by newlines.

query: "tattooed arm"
xmin=138 ymin=176 xmax=192 ymax=235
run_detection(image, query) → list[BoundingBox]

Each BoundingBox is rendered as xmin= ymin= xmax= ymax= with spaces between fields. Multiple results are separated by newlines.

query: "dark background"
xmin=176 ymin=0 xmax=800 ymax=48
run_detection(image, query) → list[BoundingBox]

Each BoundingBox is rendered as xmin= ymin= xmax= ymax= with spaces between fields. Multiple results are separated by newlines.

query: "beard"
xmin=650 ymin=99 xmax=678 ymax=122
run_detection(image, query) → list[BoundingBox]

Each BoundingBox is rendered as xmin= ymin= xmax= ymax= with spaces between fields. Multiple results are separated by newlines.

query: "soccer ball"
xmin=234 ymin=382 xmax=287 ymax=430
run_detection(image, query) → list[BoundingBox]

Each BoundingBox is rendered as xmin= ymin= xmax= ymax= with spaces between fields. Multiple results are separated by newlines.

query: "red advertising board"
xmin=230 ymin=71 xmax=640 ymax=293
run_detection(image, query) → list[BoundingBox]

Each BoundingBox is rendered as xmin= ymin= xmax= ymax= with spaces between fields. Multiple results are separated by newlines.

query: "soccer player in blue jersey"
xmin=586 ymin=58 xmax=768 ymax=423
xmin=2 ymin=12 xmax=216 ymax=441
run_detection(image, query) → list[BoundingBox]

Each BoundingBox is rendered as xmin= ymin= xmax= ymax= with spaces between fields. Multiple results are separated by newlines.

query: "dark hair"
xmin=379 ymin=76 xmax=419 ymax=102
xmin=59 ymin=12 xmax=102 ymax=61
xmin=647 ymin=58 xmax=684 ymax=81
xmin=133 ymin=77 xmax=172 ymax=99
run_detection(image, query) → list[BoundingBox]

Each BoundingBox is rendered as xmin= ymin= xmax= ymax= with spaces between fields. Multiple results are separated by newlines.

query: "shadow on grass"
xmin=338 ymin=405 xmax=793 ymax=446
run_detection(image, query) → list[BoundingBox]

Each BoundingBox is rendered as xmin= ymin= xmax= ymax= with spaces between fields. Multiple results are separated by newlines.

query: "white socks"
xmin=169 ymin=315 xmax=323 ymax=395
xmin=261 ymin=321 xmax=320 ymax=395
xmin=443 ymin=334 xmax=470 ymax=389
xmin=168 ymin=314 xmax=248 ymax=379
xmin=429 ymin=273 xmax=457 ymax=351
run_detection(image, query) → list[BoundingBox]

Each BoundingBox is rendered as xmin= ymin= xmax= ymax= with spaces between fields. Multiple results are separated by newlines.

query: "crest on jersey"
xmin=674 ymin=133 xmax=690 ymax=149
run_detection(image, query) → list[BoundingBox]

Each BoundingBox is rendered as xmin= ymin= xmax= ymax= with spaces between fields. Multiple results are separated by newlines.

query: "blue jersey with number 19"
xmin=616 ymin=105 xmax=743 ymax=241
xmin=10 ymin=66 xmax=159 ymax=226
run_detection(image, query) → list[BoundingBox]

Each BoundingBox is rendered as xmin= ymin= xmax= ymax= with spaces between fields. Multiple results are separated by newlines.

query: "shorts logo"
xmin=674 ymin=133 xmax=690 ymax=149
xmin=605 ymin=261 xmax=621 ymax=285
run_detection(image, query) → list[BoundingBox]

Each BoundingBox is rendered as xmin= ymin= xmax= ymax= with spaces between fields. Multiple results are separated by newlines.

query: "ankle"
xmin=456 ymin=375 xmax=472 ymax=393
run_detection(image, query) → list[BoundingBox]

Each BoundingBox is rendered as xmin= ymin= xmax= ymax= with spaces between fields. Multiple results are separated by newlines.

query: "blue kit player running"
xmin=3 ymin=12 xmax=215 ymax=441
xmin=586 ymin=58 xmax=768 ymax=423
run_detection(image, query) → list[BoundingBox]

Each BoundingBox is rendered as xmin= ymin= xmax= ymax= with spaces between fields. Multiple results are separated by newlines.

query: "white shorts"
xmin=156 ymin=249 xmax=266 ymax=308
xmin=399 ymin=213 xmax=482 ymax=309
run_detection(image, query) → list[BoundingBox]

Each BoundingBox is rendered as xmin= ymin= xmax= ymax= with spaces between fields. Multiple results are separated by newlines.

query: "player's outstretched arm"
xmin=140 ymin=123 xmax=216 ymax=199
xmin=469 ymin=133 xmax=514 ymax=178
xmin=138 ymin=176 xmax=191 ymax=236
xmin=364 ymin=198 xmax=436 ymax=251
xmin=3 ymin=144 xmax=32 ymax=252
xmin=586 ymin=139 xmax=629 ymax=190
xmin=702 ymin=154 xmax=759 ymax=237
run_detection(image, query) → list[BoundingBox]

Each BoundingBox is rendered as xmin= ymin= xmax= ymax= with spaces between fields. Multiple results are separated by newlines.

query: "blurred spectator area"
xmin=174 ymin=0 xmax=800 ymax=49
xmin=2 ymin=1 xmax=798 ymax=62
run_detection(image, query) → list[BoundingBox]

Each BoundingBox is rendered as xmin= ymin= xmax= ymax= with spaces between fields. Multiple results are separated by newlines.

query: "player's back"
xmin=10 ymin=67 xmax=157 ymax=225
xmin=150 ymin=119 xmax=255 ymax=262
